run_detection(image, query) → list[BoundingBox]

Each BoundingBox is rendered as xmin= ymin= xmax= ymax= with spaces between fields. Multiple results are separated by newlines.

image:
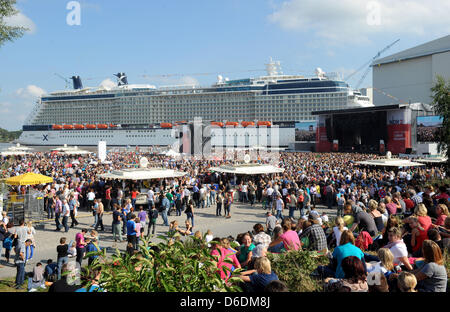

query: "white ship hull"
xmin=18 ymin=127 xmax=295 ymax=147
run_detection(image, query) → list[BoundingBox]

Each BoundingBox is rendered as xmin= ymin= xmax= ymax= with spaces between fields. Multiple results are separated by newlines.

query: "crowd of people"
xmin=0 ymin=150 xmax=448 ymax=292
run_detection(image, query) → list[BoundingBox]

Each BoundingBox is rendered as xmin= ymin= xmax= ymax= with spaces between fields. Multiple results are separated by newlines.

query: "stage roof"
xmin=311 ymin=103 xmax=432 ymax=116
xmin=209 ymin=163 xmax=285 ymax=175
xmin=356 ymin=158 xmax=426 ymax=167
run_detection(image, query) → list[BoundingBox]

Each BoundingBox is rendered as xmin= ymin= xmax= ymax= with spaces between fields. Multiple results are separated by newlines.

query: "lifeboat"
xmin=74 ymin=124 xmax=84 ymax=130
xmin=211 ymin=122 xmax=224 ymax=128
xmin=257 ymin=121 xmax=271 ymax=127
xmin=52 ymin=124 xmax=63 ymax=130
xmin=109 ymin=123 xmax=117 ymax=128
xmin=225 ymin=121 xmax=239 ymax=127
xmin=241 ymin=121 xmax=255 ymax=127
xmin=63 ymin=125 xmax=74 ymax=130
xmin=86 ymin=124 xmax=96 ymax=130
xmin=160 ymin=123 xmax=172 ymax=128
xmin=97 ymin=124 xmax=108 ymax=129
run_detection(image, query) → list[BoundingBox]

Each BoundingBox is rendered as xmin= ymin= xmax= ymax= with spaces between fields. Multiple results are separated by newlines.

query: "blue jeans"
xmin=57 ymin=256 xmax=69 ymax=280
xmin=276 ymin=210 xmax=283 ymax=220
xmin=186 ymin=212 xmax=194 ymax=228
xmin=161 ymin=208 xmax=169 ymax=226
xmin=148 ymin=200 xmax=154 ymax=210
xmin=55 ymin=213 xmax=62 ymax=230
xmin=26 ymin=245 xmax=34 ymax=261
xmin=289 ymin=207 xmax=296 ymax=219
xmin=316 ymin=265 xmax=336 ymax=279
xmin=15 ymin=262 xmax=25 ymax=287
xmin=28 ymin=277 xmax=44 ymax=291
xmin=47 ymin=208 xmax=54 ymax=219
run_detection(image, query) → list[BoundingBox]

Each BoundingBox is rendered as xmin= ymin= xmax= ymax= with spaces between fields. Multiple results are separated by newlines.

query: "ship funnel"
xmin=114 ymin=72 xmax=128 ymax=86
xmin=71 ymin=76 xmax=83 ymax=89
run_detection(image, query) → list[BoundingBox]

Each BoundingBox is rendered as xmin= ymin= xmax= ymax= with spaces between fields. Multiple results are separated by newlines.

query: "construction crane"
xmin=345 ymin=39 xmax=400 ymax=89
xmin=54 ymin=73 xmax=71 ymax=89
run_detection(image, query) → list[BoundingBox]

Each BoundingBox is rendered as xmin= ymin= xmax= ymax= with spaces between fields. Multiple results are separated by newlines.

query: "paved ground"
xmin=0 ymin=201 xmax=334 ymax=280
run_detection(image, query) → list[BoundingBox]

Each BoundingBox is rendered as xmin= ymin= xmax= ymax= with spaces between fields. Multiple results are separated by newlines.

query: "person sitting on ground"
xmin=252 ymin=223 xmax=271 ymax=258
xmin=383 ymin=227 xmax=413 ymax=271
xmin=366 ymin=248 xmax=396 ymax=278
xmin=433 ymin=204 xmax=448 ymax=227
xmin=269 ymin=218 xmax=301 ymax=252
xmin=237 ymin=256 xmax=279 ymax=292
xmin=332 ymin=216 xmax=348 ymax=248
xmin=408 ymin=216 xmax=428 ymax=257
xmin=27 ymin=262 xmax=46 ymax=292
xmin=397 ymin=272 xmax=417 ymax=292
xmin=368 ymin=199 xmax=384 ymax=233
xmin=298 ymin=214 xmax=327 ymax=252
xmin=414 ymin=204 xmax=432 ymax=232
xmin=237 ymin=232 xmax=256 ymax=270
xmin=330 ymin=230 xmax=366 ymax=279
xmin=427 ymin=228 xmax=444 ymax=250
xmin=48 ymin=262 xmax=81 ymax=292
xmin=178 ymin=220 xmax=193 ymax=236
xmin=264 ymin=280 xmax=289 ymax=292
xmin=210 ymin=238 xmax=241 ymax=282
xmin=325 ymin=256 xmax=368 ymax=292
xmin=413 ymin=240 xmax=447 ymax=292
xmin=44 ymin=259 xmax=58 ymax=282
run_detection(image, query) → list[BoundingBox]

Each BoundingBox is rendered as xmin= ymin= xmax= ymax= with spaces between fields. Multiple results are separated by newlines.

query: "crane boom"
xmin=344 ymin=39 xmax=400 ymax=85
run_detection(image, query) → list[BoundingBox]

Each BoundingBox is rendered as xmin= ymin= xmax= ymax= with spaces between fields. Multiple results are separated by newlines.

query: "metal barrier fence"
xmin=1 ymin=190 xmax=46 ymax=226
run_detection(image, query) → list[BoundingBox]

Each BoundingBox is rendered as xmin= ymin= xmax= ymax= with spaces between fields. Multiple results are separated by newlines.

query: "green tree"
xmin=0 ymin=0 xmax=27 ymax=48
xmin=430 ymin=75 xmax=450 ymax=167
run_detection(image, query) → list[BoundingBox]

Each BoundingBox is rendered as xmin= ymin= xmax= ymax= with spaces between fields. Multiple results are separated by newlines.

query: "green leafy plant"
xmin=88 ymin=236 xmax=242 ymax=292
xmin=267 ymin=250 xmax=329 ymax=292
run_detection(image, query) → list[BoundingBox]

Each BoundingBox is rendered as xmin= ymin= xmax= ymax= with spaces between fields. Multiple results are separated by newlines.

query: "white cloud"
xmin=16 ymin=85 xmax=46 ymax=99
xmin=3 ymin=11 xmax=36 ymax=34
xmin=179 ymin=76 xmax=200 ymax=86
xmin=268 ymin=0 xmax=450 ymax=45
xmin=99 ymin=78 xmax=116 ymax=90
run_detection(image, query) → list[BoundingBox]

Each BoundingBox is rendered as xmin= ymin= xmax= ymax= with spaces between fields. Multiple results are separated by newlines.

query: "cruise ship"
xmin=18 ymin=59 xmax=372 ymax=148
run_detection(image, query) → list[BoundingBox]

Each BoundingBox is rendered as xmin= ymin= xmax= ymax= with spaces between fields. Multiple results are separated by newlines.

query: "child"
xmin=44 ymin=259 xmax=58 ymax=282
xmin=397 ymin=272 xmax=417 ymax=292
xmin=409 ymin=216 xmax=427 ymax=257
xmin=205 ymin=229 xmax=214 ymax=247
xmin=68 ymin=241 xmax=77 ymax=258
xmin=333 ymin=217 xmax=348 ymax=247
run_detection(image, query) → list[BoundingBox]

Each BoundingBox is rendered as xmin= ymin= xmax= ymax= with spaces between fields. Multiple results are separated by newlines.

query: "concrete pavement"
xmin=0 ymin=201 xmax=335 ymax=280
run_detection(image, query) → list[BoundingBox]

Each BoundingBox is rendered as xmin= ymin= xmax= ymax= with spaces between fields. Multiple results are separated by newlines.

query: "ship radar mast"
xmin=265 ymin=57 xmax=282 ymax=76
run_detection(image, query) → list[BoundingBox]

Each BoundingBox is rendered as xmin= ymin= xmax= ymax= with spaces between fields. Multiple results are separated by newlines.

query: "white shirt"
xmin=275 ymin=198 xmax=283 ymax=211
xmin=147 ymin=190 xmax=154 ymax=201
xmin=389 ymin=241 xmax=408 ymax=264
xmin=266 ymin=187 xmax=274 ymax=196
xmin=87 ymin=192 xmax=96 ymax=201
xmin=333 ymin=226 xmax=348 ymax=246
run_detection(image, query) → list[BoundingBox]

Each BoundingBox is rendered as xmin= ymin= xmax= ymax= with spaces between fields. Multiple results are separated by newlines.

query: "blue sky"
xmin=0 ymin=0 xmax=449 ymax=130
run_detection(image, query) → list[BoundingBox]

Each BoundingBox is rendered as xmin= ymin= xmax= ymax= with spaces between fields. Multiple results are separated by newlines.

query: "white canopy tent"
xmin=209 ymin=163 xmax=285 ymax=175
xmin=415 ymin=157 xmax=448 ymax=164
xmin=52 ymin=145 xmax=92 ymax=155
xmin=98 ymin=167 xmax=187 ymax=180
xmin=1 ymin=150 xmax=32 ymax=157
xmin=356 ymin=159 xmax=426 ymax=167
xmin=1 ymin=143 xmax=34 ymax=156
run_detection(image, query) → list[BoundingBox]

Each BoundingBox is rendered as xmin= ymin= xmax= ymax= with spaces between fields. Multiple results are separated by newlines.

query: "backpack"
xmin=286 ymin=196 xmax=291 ymax=204
xmin=3 ymin=237 xmax=13 ymax=250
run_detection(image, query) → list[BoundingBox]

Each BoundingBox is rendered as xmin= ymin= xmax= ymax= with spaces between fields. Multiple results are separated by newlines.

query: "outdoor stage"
xmin=312 ymin=103 xmax=434 ymax=154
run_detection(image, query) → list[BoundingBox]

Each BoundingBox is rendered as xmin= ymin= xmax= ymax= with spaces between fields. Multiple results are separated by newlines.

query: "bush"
xmin=89 ymin=236 xmax=242 ymax=292
xmin=267 ymin=250 xmax=329 ymax=292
